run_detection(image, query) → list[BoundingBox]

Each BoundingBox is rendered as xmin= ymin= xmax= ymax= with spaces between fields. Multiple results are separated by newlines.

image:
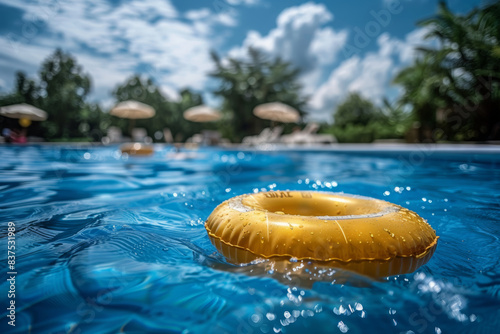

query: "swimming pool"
xmin=1 ymin=144 xmax=499 ymax=333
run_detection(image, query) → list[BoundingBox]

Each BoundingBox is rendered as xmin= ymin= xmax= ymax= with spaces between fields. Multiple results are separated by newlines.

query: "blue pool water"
xmin=0 ymin=144 xmax=499 ymax=333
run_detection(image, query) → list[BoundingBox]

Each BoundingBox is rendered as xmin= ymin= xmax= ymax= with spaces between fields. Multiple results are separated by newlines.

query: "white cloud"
xmin=309 ymin=57 xmax=360 ymax=119
xmin=216 ymin=12 xmax=238 ymax=27
xmin=76 ymin=53 xmax=138 ymax=98
xmin=0 ymin=36 xmax=53 ymax=69
xmin=159 ymin=85 xmax=181 ymax=102
xmin=0 ymin=0 xmax=437 ymax=122
xmin=310 ymin=28 xmax=348 ymax=66
xmin=228 ymin=2 xmax=348 ymax=94
xmin=0 ymin=35 xmax=135 ymax=103
xmin=185 ymin=7 xmax=238 ymax=34
xmin=0 ymin=35 xmax=56 ymax=94
xmin=0 ymin=0 xmax=231 ymax=103
xmin=309 ymin=28 xmax=432 ymax=122
xmin=226 ymin=0 xmax=262 ymax=6
xmin=185 ymin=8 xmax=211 ymax=20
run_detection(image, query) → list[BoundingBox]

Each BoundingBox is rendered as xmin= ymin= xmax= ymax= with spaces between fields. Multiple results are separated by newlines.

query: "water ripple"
xmin=0 ymin=145 xmax=498 ymax=333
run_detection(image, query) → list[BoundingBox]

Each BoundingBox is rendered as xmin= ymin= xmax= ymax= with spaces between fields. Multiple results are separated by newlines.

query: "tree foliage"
xmin=333 ymin=93 xmax=383 ymax=128
xmin=329 ymin=93 xmax=410 ymax=143
xmin=15 ymin=72 xmax=41 ymax=105
xmin=210 ymin=48 xmax=307 ymax=142
xmin=394 ymin=1 xmax=500 ymax=141
xmin=39 ymin=49 xmax=92 ymax=139
xmin=0 ymin=50 xmax=94 ymax=140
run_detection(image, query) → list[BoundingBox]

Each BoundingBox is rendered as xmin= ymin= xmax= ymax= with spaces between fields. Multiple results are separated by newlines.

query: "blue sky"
xmin=0 ymin=0 xmax=483 ymax=122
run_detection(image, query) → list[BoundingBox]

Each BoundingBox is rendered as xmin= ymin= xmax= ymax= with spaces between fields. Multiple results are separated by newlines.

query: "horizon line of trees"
xmin=0 ymin=1 xmax=498 ymax=143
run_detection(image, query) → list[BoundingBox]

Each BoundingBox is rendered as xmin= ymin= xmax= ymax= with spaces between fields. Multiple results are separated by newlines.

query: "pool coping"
xmin=2 ymin=142 xmax=500 ymax=154
xmin=226 ymin=143 xmax=500 ymax=154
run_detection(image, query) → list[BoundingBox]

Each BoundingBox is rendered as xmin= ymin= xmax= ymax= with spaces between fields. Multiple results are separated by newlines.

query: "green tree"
xmin=392 ymin=55 xmax=446 ymax=141
xmin=380 ymin=98 xmax=413 ymax=138
xmin=39 ymin=49 xmax=91 ymax=139
xmin=394 ymin=1 xmax=500 ymax=141
xmin=14 ymin=72 xmax=41 ymax=105
xmin=329 ymin=93 xmax=409 ymax=143
xmin=1 ymin=51 xmax=98 ymax=140
xmin=210 ymin=48 xmax=307 ymax=142
xmin=78 ymin=102 xmax=110 ymax=142
xmin=333 ymin=93 xmax=383 ymax=128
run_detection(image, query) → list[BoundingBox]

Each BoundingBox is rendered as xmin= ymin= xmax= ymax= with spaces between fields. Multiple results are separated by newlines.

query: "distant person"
xmin=10 ymin=128 xmax=27 ymax=144
xmin=2 ymin=128 xmax=12 ymax=143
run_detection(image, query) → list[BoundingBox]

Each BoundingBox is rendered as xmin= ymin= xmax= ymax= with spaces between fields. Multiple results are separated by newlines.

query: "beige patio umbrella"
xmin=253 ymin=102 xmax=300 ymax=123
xmin=110 ymin=100 xmax=155 ymax=134
xmin=0 ymin=103 xmax=48 ymax=127
xmin=110 ymin=100 xmax=155 ymax=119
xmin=183 ymin=105 xmax=221 ymax=122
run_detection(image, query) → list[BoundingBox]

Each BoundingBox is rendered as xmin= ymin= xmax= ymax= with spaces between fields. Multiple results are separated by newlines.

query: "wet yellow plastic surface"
xmin=120 ymin=143 xmax=154 ymax=156
xmin=205 ymin=191 xmax=439 ymax=277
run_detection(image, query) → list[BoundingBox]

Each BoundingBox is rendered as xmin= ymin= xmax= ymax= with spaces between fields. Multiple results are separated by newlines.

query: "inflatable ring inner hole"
xmin=240 ymin=193 xmax=397 ymax=219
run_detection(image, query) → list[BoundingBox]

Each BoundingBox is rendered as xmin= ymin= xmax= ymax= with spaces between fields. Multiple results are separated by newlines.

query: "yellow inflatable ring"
xmin=205 ymin=191 xmax=439 ymax=277
xmin=120 ymin=143 xmax=154 ymax=156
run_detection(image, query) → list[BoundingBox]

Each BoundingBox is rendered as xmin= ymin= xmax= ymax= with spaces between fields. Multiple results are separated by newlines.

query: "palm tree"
xmin=394 ymin=1 xmax=500 ymax=141
xmin=393 ymin=55 xmax=447 ymax=141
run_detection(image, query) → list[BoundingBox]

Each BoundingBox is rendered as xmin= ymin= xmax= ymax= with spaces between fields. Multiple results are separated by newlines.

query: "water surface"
xmin=0 ymin=144 xmax=499 ymax=333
